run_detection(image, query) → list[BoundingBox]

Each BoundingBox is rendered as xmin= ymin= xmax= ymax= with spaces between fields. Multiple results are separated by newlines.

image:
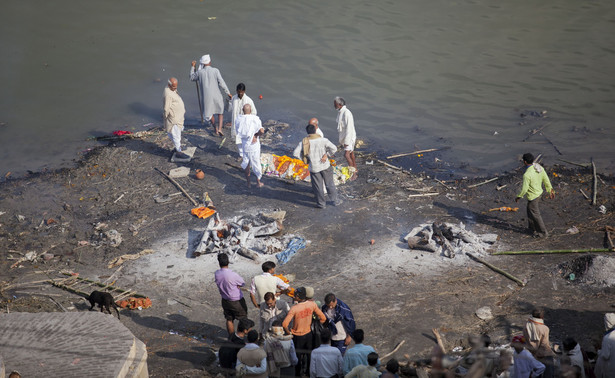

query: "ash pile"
xmin=193 ymin=210 xmax=298 ymax=260
xmin=403 ymin=222 xmax=499 ymax=258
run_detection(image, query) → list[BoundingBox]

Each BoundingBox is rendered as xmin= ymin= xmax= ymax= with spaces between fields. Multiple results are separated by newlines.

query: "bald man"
xmin=309 ymin=118 xmax=324 ymax=137
xmin=163 ymin=77 xmax=187 ymax=158
xmin=236 ymin=104 xmax=265 ymax=188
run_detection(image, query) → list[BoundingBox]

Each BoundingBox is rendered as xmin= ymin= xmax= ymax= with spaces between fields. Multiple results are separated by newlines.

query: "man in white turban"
xmin=190 ymin=54 xmax=232 ymax=136
xmin=236 ymin=104 xmax=264 ymax=188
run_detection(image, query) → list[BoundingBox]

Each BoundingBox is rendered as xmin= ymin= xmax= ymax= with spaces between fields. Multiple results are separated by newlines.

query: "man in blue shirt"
xmin=343 ymin=329 xmax=378 ymax=375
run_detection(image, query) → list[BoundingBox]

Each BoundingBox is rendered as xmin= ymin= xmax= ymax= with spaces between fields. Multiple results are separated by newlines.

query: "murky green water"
xmin=1 ymin=0 xmax=614 ymax=177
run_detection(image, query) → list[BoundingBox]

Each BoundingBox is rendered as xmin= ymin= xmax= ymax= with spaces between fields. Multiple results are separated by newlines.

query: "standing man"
xmin=283 ymin=287 xmax=327 ymax=377
xmin=322 ymin=293 xmax=356 ymax=356
xmin=523 ymin=308 xmax=555 ymax=378
xmin=345 ymin=352 xmax=380 ymax=378
xmin=190 ymin=54 xmax=232 ymax=136
xmin=595 ymin=313 xmax=615 ymax=378
xmin=214 ymin=253 xmax=248 ymax=335
xmin=231 ymin=83 xmax=257 ymax=158
xmin=310 ymin=329 xmax=344 ymax=378
xmin=334 ymin=96 xmax=357 ymax=178
xmin=343 ymin=329 xmax=378 ymax=375
xmin=249 ymin=261 xmax=290 ymax=308
xmin=258 ymin=292 xmax=290 ymax=336
xmin=309 ymin=117 xmax=325 ymax=137
xmin=236 ymin=104 xmax=264 ymax=188
xmin=511 ymin=335 xmax=545 ymax=378
xmin=236 ymin=330 xmax=268 ymax=378
xmin=219 ymin=318 xmax=255 ymax=371
xmin=293 ymin=124 xmax=341 ymax=209
xmin=516 ymin=153 xmax=555 ymax=238
xmin=163 ymin=77 xmax=188 ymax=159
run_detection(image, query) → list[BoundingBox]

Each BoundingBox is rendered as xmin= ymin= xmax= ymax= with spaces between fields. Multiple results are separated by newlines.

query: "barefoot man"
xmin=190 ymin=54 xmax=232 ymax=136
xmin=236 ymin=104 xmax=264 ymax=188
xmin=334 ymin=96 xmax=357 ymax=179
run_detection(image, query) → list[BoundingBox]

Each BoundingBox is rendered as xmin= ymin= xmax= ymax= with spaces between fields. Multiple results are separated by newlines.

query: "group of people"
xmin=214 ymin=255 xmax=615 ymax=378
xmin=162 ymin=54 xmax=357 ymax=205
xmin=214 ymin=256 xmax=395 ymax=378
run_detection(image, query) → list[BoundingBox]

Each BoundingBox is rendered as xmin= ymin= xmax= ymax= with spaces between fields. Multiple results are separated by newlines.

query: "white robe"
xmin=336 ymin=105 xmax=356 ymax=148
xmin=236 ymin=114 xmax=263 ymax=179
xmin=596 ymin=330 xmax=615 ymax=378
xmin=189 ymin=66 xmax=230 ymax=120
xmin=230 ymin=94 xmax=257 ymax=143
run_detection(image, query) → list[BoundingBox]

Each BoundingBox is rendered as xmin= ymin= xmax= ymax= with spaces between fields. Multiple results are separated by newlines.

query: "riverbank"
xmin=1 ymin=124 xmax=614 ymax=377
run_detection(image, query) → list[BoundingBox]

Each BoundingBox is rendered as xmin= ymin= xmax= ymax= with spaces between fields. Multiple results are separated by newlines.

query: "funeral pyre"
xmin=192 ymin=210 xmax=304 ymax=262
xmin=403 ymin=222 xmax=499 ymax=258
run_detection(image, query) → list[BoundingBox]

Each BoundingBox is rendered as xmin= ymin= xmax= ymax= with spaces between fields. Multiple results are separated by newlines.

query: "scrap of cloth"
xmin=191 ymin=207 xmax=217 ymax=219
xmin=276 ymin=237 xmax=306 ymax=265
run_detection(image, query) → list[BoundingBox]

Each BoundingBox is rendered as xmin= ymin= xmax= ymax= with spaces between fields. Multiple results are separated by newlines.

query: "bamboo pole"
xmin=380 ymin=340 xmax=406 ymax=360
xmin=466 ymin=252 xmax=525 ymax=287
xmin=467 ymin=177 xmax=499 ymax=188
xmin=376 ymin=159 xmax=413 ymax=175
xmin=492 ymin=248 xmax=611 ymax=255
xmin=155 ymin=167 xmax=198 ymax=206
xmin=61 ymin=273 xmax=148 ymax=298
xmin=591 ymin=159 xmax=597 ymax=206
xmin=558 ymin=158 xmax=590 ymax=168
xmin=387 ymin=148 xmax=443 ymax=159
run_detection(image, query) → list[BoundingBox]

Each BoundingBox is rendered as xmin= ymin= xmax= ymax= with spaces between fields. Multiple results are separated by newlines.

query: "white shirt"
xmin=336 ymin=105 xmax=356 ymax=146
xmin=231 ymin=94 xmax=257 ymax=142
xmin=236 ymin=114 xmax=263 ymax=153
xmin=293 ymin=136 xmax=338 ymax=174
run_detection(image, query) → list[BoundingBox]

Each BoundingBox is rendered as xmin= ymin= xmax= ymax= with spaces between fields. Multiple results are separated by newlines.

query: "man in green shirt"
xmin=516 ymin=153 xmax=555 ymax=238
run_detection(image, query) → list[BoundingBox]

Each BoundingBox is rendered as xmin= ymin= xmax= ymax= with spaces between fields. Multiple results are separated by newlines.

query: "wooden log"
xmin=466 ymin=252 xmax=525 ymax=287
xmin=434 ymin=178 xmax=451 ymax=190
xmin=558 ymin=158 xmax=590 ymax=168
xmin=591 ymin=159 xmax=597 ymax=206
xmin=387 ymin=147 xmax=447 ymax=159
xmin=155 ymin=167 xmax=198 ymax=206
xmin=492 ymin=248 xmax=611 ymax=255
xmin=380 ymin=340 xmax=406 ymax=360
xmin=468 ymin=177 xmax=498 ymax=188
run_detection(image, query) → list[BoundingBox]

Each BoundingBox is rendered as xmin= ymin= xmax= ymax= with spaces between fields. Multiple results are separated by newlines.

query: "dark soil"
xmin=1 ymin=124 xmax=614 ymax=377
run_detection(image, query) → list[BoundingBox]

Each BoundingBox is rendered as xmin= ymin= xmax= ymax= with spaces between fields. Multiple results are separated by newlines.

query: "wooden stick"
xmin=557 ymin=158 xmax=590 ymax=168
xmin=195 ymin=79 xmax=204 ymax=124
xmin=492 ymin=248 xmax=611 ymax=255
xmin=380 ymin=340 xmax=406 ymax=360
xmin=522 ymin=122 xmax=550 ymax=142
xmin=61 ymin=273 xmax=148 ymax=298
xmin=432 ymin=328 xmax=446 ymax=354
xmin=468 ymin=177 xmax=498 ymax=188
xmin=466 ymin=252 xmax=525 ymax=287
xmin=435 ymin=179 xmax=451 ymax=190
xmin=376 ymin=159 xmax=412 ymax=175
xmin=604 ymin=226 xmax=614 ymax=251
xmin=579 ymin=189 xmax=590 ymax=200
xmin=408 ymin=192 xmax=439 ymax=198
xmin=591 ymin=159 xmax=597 ymax=206
xmin=541 ymin=131 xmax=563 ymax=155
xmin=155 ymin=168 xmax=198 ymax=206
xmin=387 ymin=148 xmax=444 ymax=159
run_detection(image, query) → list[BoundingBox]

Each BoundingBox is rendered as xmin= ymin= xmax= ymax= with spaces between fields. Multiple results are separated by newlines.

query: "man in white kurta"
xmin=190 ymin=54 xmax=232 ymax=136
xmin=231 ymin=83 xmax=257 ymax=158
xmin=236 ymin=104 xmax=264 ymax=188
xmin=334 ymin=96 xmax=357 ymax=177
xmin=596 ymin=313 xmax=615 ymax=378
xmin=163 ymin=77 xmax=187 ymax=158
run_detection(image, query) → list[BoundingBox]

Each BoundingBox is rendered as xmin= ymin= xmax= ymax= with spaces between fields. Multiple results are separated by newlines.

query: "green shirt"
xmin=517 ymin=163 xmax=553 ymax=201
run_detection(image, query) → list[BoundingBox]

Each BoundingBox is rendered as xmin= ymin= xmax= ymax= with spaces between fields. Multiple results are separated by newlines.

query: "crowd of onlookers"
xmin=214 ymin=256 xmax=615 ymax=377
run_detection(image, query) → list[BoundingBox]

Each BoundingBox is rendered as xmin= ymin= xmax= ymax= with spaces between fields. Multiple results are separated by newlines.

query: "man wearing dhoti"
xmin=231 ymin=83 xmax=257 ymax=158
xmin=236 ymin=104 xmax=264 ymax=188
xmin=334 ymin=96 xmax=357 ymax=179
xmin=163 ymin=77 xmax=187 ymax=158
xmin=190 ymin=54 xmax=232 ymax=136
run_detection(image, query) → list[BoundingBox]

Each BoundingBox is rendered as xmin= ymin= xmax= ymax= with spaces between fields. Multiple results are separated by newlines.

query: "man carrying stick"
xmin=515 ymin=153 xmax=555 ymax=238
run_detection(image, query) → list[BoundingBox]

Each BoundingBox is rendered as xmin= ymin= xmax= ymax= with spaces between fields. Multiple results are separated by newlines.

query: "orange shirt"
xmin=282 ymin=300 xmax=326 ymax=336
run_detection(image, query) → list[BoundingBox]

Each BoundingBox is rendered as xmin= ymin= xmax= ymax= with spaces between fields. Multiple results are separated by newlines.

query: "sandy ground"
xmin=1 ymin=124 xmax=614 ymax=377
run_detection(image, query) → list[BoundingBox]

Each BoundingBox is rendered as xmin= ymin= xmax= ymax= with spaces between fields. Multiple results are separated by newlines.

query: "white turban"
xmin=605 ymin=313 xmax=615 ymax=331
xmin=198 ymin=54 xmax=211 ymax=70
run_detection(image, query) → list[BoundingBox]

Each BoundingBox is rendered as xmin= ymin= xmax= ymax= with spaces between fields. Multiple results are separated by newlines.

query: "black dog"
xmin=87 ymin=291 xmax=120 ymax=319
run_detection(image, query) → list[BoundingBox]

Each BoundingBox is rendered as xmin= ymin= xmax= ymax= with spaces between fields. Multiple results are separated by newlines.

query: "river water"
xmin=1 ymin=0 xmax=614 ymax=178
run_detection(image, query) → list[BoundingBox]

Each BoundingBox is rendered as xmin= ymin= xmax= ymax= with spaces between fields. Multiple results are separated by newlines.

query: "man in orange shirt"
xmin=283 ymin=287 xmax=327 ymax=377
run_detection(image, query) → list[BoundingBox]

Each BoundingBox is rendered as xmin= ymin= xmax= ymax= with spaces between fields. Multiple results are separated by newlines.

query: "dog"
xmin=87 ymin=290 xmax=120 ymax=319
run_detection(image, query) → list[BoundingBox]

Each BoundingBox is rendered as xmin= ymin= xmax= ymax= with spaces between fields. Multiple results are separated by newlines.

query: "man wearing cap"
xmin=515 ymin=152 xmax=555 ymax=238
xmin=511 ymin=335 xmax=545 ymax=378
xmin=190 ymin=54 xmax=232 ymax=136
xmin=322 ymin=293 xmax=356 ymax=356
xmin=163 ymin=77 xmax=188 ymax=159
xmin=283 ymin=287 xmax=327 ymax=377
xmin=334 ymin=96 xmax=357 ymax=179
